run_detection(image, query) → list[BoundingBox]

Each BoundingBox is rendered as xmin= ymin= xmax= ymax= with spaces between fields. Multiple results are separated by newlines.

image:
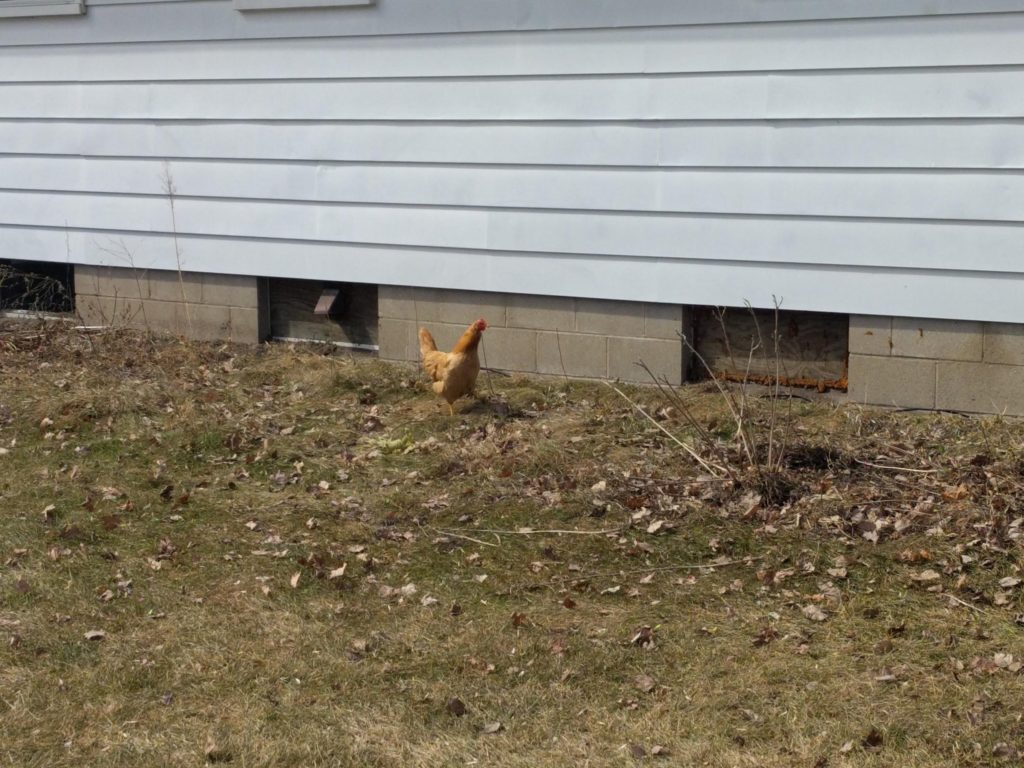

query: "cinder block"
xmin=378 ymin=318 xmax=418 ymax=361
xmin=983 ymin=323 xmax=1024 ymax=366
xmin=936 ymin=361 xmax=1024 ymax=416
xmin=377 ymin=285 xmax=413 ymax=320
xmin=848 ymin=354 xmax=935 ymax=409
xmin=229 ymin=307 xmax=267 ymax=344
xmin=891 ymin=317 xmax=983 ymax=361
xmin=140 ymin=298 xmax=186 ymax=334
xmin=576 ymin=298 xmax=645 ymax=337
xmin=537 ymin=331 xmax=608 ymax=379
xmin=186 ymin=304 xmax=232 ymax=342
xmin=110 ymin=298 xmax=148 ymax=329
xmin=201 ymin=273 xmax=258 ymax=308
xmin=75 ymin=295 xmax=113 ymax=327
xmin=410 ymin=291 xmax=448 ymax=324
xmin=148 ymin=269 xmax=202 ymax=303
xmin=507 ymin=294 xmax=575 ymax=332
xmin=378 ymin=285 xmax=434 ymax=321
xmin=645 ymin=303 xmax=684 ymax=340
xmin=379 ymin=285 xmax=509 ymax=328
xmin=850 ymin=315 xmax=893 ymax=356
xmin=76 ymin=295 xmax=143 ymax=328
xmin=73 ymin=264 xmax=101 ymax=296
xmin=96 ymin=267 xmax=149 ymax=301
xmin=431 ymin=289 xmax=507 ymax=328
xmin=608 ymin=336 xmax=682 ymax=385
xmin=479 ymin=327 xmax=537 ymax=372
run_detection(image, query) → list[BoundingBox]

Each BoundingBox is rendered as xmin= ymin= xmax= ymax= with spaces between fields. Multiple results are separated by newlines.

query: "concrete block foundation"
xmin=69 ymin=265 xmax=1024 ymax=414
xmin=75 ymin=265 xmax=269 ymax=344
xmin=378 ymin=286 xmax=685 ymax=385
xmin=848 ymin=315 xmax=1024 ymax=415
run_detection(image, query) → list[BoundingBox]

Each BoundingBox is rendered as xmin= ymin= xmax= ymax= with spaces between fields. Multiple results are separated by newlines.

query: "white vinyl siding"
xmin=1 ymin=0 xmax=1024 ymax=322
xmin=0 ymin=0 xmax=82 ymax=18
xmin=232 ymin=0 xmax=372 ymax=13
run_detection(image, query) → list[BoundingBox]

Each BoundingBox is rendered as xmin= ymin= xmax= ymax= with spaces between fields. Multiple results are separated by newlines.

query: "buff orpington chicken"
xmin=418 ymin=318 xmax=487 ymax=415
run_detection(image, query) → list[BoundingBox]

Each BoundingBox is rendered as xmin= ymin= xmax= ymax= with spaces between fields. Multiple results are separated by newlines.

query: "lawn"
xmin=0 ymin=324 xmax=1022 ymax=767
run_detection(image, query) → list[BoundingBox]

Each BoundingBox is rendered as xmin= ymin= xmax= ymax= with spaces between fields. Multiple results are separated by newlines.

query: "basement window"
xmin=268 ymin=278 xmax=377 ymax=351
xmin=0 ymin=260 xmax=74 ymax=315
xmin=690 ymin=306 xmax=849 ymax=392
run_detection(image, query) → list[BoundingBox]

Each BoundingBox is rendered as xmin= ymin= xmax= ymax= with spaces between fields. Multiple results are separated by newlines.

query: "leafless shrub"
xmin=613 ymin=299 xmax=796 ymax=506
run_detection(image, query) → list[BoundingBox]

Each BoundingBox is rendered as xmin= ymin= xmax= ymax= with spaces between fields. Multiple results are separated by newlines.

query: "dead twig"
xmin=445 ymin=527 xmax=624 ymax=537
xmin=637 ymin=361 xmax=739 ymax=484
xmin=942 ymin=594 xmax=986 ymax=615
xmin=854 ymin=459 xmax=939 ymax=474
xmin=538 ymin=557 xmax=763 ymax=586
xmin=428 ymin=527 xmax=499 ymax=548
xmin=605 ymin=381 xmax=728 ymax=478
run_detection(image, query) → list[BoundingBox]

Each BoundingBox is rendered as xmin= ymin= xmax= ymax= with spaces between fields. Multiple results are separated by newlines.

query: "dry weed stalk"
xmin=161 ymin=163 xmax=194 ymax=336
xmin=627 ymin=300 xmax=797 ymax=504
xmin=96 ymin=239 xmax=151 ymax=333
xmin=605 ymin=381 xmax=730 ymax=479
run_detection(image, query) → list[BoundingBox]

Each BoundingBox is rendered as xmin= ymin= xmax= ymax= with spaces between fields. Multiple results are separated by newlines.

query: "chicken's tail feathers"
xmin=418 ymin=327 xmax=438 ymax=357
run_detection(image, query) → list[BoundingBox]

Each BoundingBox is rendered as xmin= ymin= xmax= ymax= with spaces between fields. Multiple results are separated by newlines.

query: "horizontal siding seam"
xmin=8 ymin=62 xmax=1024 ymax=83
xmin=3 ymin=187 xmax=1024 ymax=227
xmin=4 ymin=153 xmax=1024 ymax=174
xmin=3 ymin=117 xmax=1024 ymax=126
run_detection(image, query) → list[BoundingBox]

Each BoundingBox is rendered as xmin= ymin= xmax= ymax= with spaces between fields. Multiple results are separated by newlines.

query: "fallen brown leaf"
xmin=635 ymin=674 xmax=656 ymax=693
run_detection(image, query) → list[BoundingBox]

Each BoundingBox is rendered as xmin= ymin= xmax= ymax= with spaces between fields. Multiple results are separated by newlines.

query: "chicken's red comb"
xmin=475 ymin=318 xmax=488 ymax=331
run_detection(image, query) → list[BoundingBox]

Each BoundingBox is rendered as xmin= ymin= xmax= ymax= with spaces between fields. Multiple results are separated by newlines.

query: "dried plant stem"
xmin=605 ymin=381 xmax=727 ymax=478
xmin=854 ymin=459 xmax=938 ymax=474
xmin=943 ymin=594 xmax=986 ymax=615
xmin=637 ymin=300 xmax=798 ymax=504
xmin=637 ymin=361 xmax=738 ymax=484
xmin=555 ymin=329 xmax=569 ymax=381
xmin=477 ymin=334 xmax=498 ymax=400
xmin=538 ymin=557 xmax=763 ymax=586
xmin=427 ymin=527 xmax=498 ymax=548
xmin=161 ymin=163 xmax=193 ymax=337
xmin=687 ymin=336 xmax=758 ymax=469
xmin=446 ymin=527 xmax=624 ymax=537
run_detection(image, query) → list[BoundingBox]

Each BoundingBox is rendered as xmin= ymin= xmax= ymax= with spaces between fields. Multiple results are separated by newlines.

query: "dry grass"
xmin=1 ymin=323 xmax=1022 ymax=767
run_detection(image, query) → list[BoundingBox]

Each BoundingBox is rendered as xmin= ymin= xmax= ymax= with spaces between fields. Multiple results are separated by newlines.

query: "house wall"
xmin=3 ymin=2 xmax=1024 ymax=323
